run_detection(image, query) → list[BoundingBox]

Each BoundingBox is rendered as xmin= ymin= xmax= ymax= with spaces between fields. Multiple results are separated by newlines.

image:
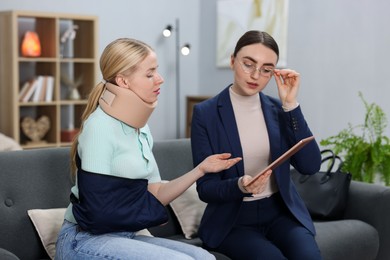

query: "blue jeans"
xmin=55 ymin=220 xmax=215 ymax=260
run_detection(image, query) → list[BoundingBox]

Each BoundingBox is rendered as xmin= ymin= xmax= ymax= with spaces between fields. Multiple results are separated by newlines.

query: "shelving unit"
xmin=0 ymin=10 xmax=98 ymax=149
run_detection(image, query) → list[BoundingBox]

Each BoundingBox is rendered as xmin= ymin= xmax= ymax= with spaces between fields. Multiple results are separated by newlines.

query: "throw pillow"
xmin=0 ymin=133 xmax=22 ymax=151
xmin=27 ymin=208 xmax=66 ymax=260
xmin=169 ymin=183 xmax=207 ymax=239
xmin=136 ymin=228 xmax=153 ymax=237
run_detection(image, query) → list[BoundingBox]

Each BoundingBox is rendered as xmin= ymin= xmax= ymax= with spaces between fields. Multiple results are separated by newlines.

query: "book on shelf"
xmin=38 ymin=76 xmax=48 ymax=102
xmin=19 ymin=75 xmax=55 ymax=102
xmin=18 ymin=80 xmax=33 ymax=101
xmin=19 ymin=78 xmax=39 ymax=102
xmin=31 ymin=76 xmax=45 ymax=102
xmin=45 ymin=76 xmax=54 ymax=102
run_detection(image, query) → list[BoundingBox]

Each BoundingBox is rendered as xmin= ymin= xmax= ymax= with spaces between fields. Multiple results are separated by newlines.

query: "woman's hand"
xmin=197 ymin=153 xmax=242 ymax=176
xmin=242 ymin=170 xmax=272 ymax=194
xmin=150 ymin=154 xmax=240 ymax=205
xmin=273 ymin=69 xmax=300 ymax=109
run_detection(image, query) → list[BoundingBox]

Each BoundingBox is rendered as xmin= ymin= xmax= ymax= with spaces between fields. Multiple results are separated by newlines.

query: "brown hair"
xmin=70 ymin=38 xmax=153 ymax=177
xmin=233 ymin=30 xmax=279 ymax=60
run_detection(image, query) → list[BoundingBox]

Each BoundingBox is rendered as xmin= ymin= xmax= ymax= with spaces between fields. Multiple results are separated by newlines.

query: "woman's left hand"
xmin=273 ymin=69 xmax=300 ymax=108
xmin=242 ymin=170 xmax=272 ymax=194
xmin=198 ymin=153 xmax=242 ymax=175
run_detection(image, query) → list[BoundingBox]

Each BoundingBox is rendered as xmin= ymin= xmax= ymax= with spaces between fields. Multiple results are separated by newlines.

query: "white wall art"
xmin=216 ymin=0 xmax=289 ymax=68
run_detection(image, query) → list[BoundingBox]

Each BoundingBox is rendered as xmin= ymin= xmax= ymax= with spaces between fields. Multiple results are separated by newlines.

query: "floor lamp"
xmin=163 ymin=19 xmax=191 ymax=138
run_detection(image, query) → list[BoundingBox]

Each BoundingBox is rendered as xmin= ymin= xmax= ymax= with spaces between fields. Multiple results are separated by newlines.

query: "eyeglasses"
xmin=238 ymin=61 xmax=274 ymax=77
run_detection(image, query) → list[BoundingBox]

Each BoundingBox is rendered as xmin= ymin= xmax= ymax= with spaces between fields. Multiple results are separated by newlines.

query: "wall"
xmin=199 ymin=0 xmax=390 ymax=144
xmin=1 ymin=0 xmax=390 ymax=143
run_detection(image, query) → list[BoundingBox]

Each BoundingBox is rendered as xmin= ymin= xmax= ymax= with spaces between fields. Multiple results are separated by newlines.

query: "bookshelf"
xmin=0 ymin=10 xmax=98 ymax=149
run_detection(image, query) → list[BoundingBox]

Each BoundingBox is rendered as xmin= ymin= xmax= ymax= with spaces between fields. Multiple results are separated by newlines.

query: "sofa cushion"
xmin=162 ymin=235 xmax=230 ymax=260
xmin=170 ymin=183 xmax=207 ymax=239
xmin=0 ymin=248 xmax=19 ymax=260
xmin=27 ymin=208 xmax=66 ymax=260
xmin=165 ymin=234 xmax=203 ymax=246
xmin=314 ymin=220 xmax=379 ymax=260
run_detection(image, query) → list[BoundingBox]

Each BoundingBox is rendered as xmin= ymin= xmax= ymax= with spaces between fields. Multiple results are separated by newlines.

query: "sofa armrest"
xmin=344 ymin=181 xmax=390 ymax=260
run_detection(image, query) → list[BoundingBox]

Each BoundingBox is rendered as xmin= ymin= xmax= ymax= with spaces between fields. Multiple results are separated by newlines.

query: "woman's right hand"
xmin=150 ymin=153 xmax=241 ymax=206
xmin=197 ymin=153 xmax=242 ymax=176
xmin=242 ymin=170 xmax=272 ymax=194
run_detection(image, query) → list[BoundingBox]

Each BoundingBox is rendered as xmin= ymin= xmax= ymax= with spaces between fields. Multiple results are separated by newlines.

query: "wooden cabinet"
xmin=0 ymin=11 xmax=98 ymax=149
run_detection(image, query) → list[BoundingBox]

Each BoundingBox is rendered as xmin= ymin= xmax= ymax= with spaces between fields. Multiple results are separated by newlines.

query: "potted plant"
xmin=320 ymin=92 xmax=390 ymax=185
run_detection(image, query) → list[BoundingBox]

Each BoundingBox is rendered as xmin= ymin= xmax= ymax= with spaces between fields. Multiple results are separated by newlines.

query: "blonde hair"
xmin=70 ymin=38 xmax=153 ymax=176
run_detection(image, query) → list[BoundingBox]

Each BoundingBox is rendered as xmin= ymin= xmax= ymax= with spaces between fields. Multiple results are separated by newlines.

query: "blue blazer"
xmin=191 ymin=86 xmax=321 ymax=248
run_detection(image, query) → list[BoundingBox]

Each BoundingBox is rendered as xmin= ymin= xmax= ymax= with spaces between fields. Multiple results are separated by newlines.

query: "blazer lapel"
xmin=260 ymin=93 xmax=281 ymax=162
xmin=217 ymin=87 xmax=244 ymax=175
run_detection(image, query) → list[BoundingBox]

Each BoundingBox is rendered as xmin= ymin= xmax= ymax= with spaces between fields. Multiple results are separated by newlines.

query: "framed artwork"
xmin=216 ymin=0 xmax=289 ymax=68
xmin=186 ymin=96 xmax=211 ymax=138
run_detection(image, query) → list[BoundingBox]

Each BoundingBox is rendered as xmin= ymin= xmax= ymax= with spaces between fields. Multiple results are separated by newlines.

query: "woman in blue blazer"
xmin=191 ymin=31 xmax=322 ymax=260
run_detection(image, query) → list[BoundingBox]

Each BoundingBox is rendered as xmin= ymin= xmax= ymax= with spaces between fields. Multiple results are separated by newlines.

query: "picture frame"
xmin=186 ymin=96 xmax=211 ymax=138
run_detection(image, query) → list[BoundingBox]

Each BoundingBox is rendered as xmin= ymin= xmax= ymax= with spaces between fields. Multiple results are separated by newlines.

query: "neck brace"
xmin=99 ymin=82 xmax=157 ymax=128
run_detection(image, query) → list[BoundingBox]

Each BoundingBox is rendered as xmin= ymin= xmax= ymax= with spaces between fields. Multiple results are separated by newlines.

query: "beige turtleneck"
xmin=229 ymin=87 xmax=278 ymax=200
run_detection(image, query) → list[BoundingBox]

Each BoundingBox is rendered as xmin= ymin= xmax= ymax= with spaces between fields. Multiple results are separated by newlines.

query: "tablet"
xmin=245 ymin=136 xmax=315 ymax=186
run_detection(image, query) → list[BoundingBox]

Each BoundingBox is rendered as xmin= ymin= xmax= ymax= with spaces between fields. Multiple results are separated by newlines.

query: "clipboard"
xmin=245 ymin=136 xmax=315 ymax=186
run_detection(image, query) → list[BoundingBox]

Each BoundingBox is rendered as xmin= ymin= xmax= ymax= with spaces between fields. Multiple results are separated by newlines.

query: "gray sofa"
xmin=0 ymin=138 xmax=389 ymax=260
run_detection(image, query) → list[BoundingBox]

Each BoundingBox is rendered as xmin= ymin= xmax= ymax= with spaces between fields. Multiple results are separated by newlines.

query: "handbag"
xmin=291 ymin=149 xmax=352 ymax=220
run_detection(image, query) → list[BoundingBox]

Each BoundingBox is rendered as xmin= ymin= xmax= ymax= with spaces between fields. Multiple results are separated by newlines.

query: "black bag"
xmin=291 ymin=149 xmax=352 ymax=220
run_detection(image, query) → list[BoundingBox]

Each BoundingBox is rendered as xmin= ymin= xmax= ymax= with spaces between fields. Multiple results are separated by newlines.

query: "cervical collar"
xmin=99 ymin=82 xmax=157 ymax=128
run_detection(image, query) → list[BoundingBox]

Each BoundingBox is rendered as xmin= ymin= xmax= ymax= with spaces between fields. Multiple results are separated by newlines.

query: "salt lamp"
xmin=21 ymin=31 xmax=41 ymax=57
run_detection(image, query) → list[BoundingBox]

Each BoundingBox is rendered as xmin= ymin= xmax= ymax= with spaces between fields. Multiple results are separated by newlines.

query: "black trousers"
xmin=214 ymin=192 xmax=322 ymax=260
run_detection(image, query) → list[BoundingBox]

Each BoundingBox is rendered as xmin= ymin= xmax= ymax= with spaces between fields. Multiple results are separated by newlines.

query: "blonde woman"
xmin=55 ymin=38 xmax=241 ymax=260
